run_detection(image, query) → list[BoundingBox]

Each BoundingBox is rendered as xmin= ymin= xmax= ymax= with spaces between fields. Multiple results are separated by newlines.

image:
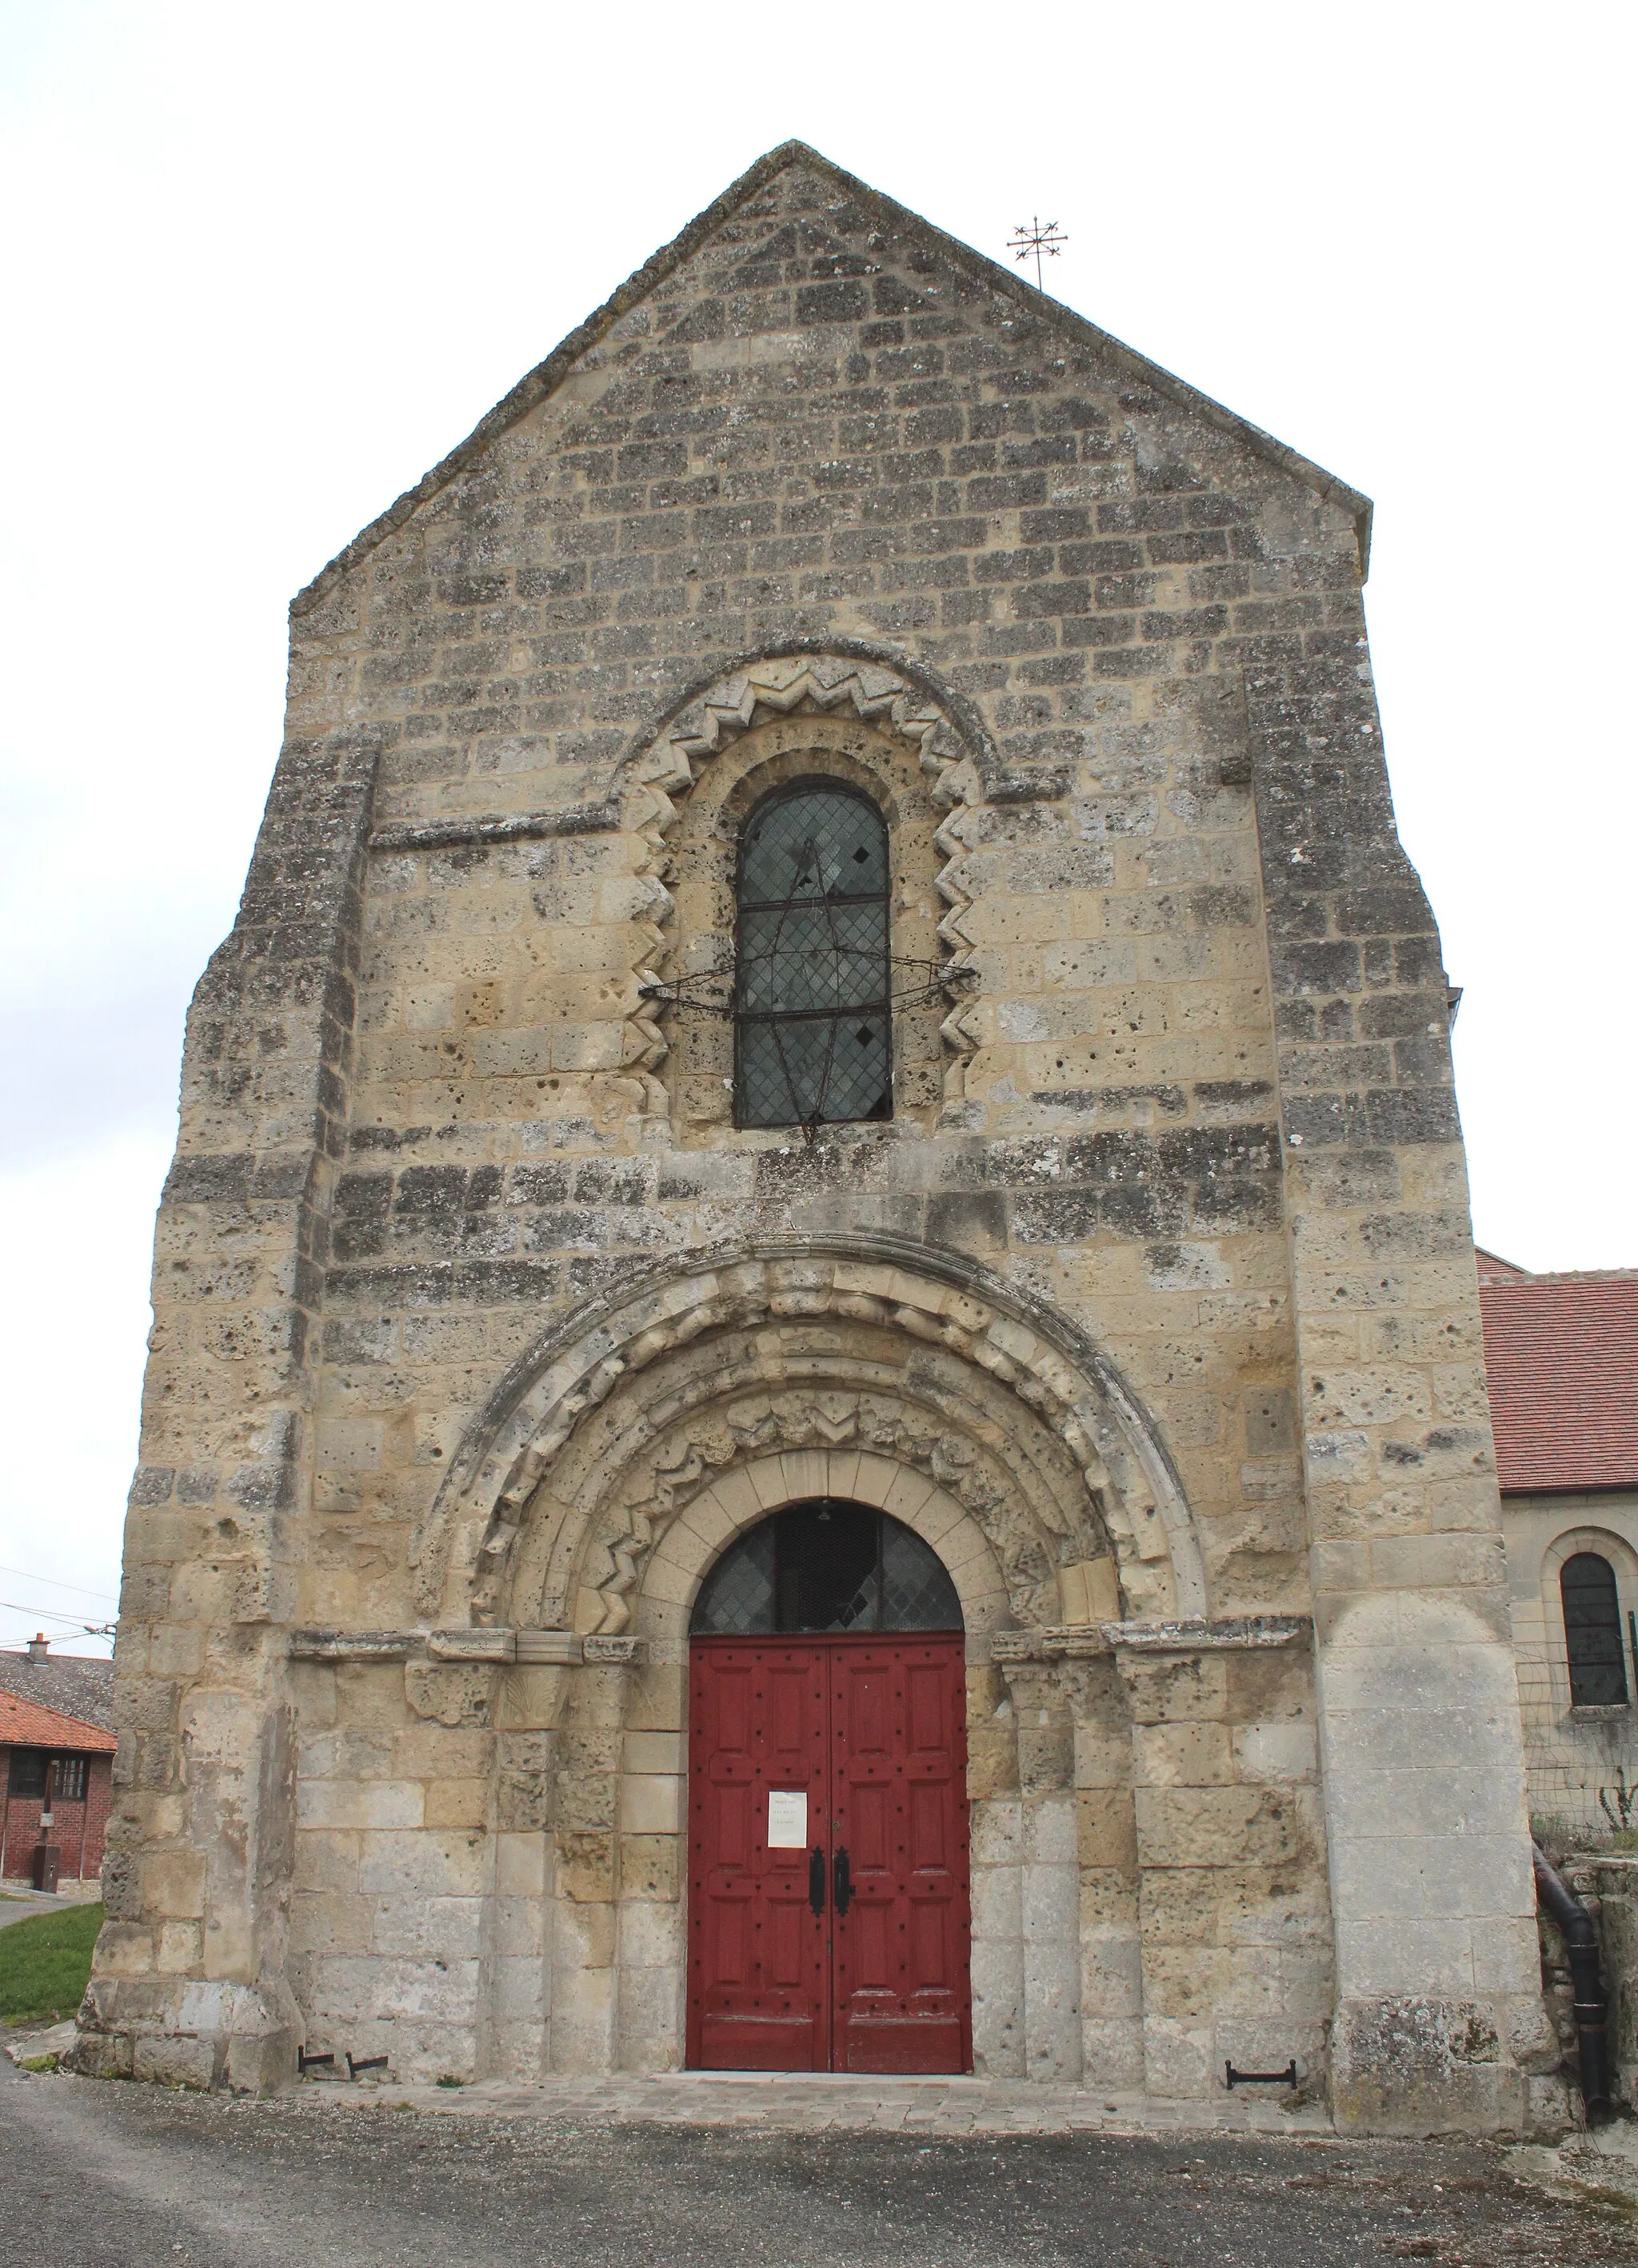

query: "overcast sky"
xmin=2 ymin=1 xmax=1632 ymax=1655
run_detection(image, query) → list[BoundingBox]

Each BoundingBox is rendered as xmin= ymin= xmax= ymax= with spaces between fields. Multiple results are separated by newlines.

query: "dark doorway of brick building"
xmin=685 ymin=1501 xmax=972 ymax=2074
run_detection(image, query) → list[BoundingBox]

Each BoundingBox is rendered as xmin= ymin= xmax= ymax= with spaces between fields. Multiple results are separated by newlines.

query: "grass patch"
xmin=0 ymin=1903 xmax=102 ymax=2029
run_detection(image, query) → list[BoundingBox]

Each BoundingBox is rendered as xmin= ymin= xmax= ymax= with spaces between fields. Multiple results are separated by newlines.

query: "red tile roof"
xmin=1479 ymin=1269 xmax=1638 ymax=1494
xmin=0 ymin=1689 xmax=116 ymax=1753
xmin=1476 ymin=1247 xmax=1531 ymax=1283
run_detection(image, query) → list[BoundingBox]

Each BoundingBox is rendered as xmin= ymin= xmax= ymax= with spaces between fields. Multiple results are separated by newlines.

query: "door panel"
xmin=688 ymin=1642 xmax=829 ymax=2070
xmin=829 ymin=1637 xmax=970 ymax=2074
xmin=688 ymin=1632 xmax=970 ymax=2074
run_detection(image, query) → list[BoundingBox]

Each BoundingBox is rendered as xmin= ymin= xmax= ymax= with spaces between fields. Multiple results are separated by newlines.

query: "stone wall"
xmin=80 ymin=142 xmax=1550 ymax=2127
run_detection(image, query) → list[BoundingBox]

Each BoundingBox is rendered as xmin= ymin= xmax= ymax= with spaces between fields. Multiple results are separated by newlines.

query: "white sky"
xmin=2 ymin=0 xmax=1632 ymax=1655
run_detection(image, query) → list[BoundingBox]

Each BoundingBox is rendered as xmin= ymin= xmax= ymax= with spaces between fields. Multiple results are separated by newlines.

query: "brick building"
xmin=1 ymin=1678 xmax=115 ymax=1890
xmin=1478 ymin=1254 xmax=1638 ymax=1829
xmin=80 ymin=143 xmax=1562 ymax=2131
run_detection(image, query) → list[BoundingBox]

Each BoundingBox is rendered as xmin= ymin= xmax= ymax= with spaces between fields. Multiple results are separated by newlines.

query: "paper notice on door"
xmin=767 ymin=1789 xmax=808 ymax=1848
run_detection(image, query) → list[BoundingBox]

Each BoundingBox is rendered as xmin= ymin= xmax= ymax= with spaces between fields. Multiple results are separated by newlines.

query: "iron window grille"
xmin=733 ymin=782 xmax=893 ymax=1130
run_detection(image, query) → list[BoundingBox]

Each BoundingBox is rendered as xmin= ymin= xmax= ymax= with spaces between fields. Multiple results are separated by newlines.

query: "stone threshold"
xmin=284 ymin=2070 xmax=1332 ymax=2136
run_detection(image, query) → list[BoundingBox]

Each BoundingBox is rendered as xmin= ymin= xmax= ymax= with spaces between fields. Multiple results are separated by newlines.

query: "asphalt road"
xmin=2 ymin=2060 xmax=1633 ymax=2268
xmin=0 ymin=1890 xmax=63 ymax=1929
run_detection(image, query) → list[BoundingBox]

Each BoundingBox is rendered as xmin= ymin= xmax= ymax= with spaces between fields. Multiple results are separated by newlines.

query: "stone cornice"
xmin=366 ymin=801 xmax=621 ymax=854
xmin=289 ymin=1618 xmax=1304 ymax=1666
xmin=991 ymin=1615 xmax=1310 ymax=1662
xmin=286 ymin=1627 xmax=644 ymax=1666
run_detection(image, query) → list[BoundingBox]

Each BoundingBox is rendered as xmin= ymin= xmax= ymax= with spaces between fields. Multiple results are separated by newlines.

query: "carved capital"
xmin=582 ymin=1634 xmax=644 ymax=1666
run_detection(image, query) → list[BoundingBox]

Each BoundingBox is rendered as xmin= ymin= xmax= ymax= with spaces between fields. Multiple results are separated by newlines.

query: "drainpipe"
xmin=1533 ymin=1842 xmax=1612 ymax=2122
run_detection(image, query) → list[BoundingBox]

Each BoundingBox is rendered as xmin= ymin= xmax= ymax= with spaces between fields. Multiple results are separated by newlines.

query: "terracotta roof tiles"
xmin=0 ymin=1688 xmax=116 ymax=1753
xmin=1479 ymin=1269 xmax=1638 ymax=1494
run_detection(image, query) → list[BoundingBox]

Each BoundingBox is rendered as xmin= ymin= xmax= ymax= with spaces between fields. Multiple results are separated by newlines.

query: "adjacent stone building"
xmin=1479 ymin=1252 xmax=1638 ymax=1834
xmin=78 ymin=142 xmax=1562 ymax=2130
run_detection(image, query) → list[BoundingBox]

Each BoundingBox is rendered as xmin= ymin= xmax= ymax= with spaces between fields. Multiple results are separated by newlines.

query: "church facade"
xmin=79 ymin=144 xmax=1562 ymax=2131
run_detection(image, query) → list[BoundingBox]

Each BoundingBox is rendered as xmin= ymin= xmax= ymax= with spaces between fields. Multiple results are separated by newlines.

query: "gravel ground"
xmin=2 ymin=2058 xmax=1634 ymax=2268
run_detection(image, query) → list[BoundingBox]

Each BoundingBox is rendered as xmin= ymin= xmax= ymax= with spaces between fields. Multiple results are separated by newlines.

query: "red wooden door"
xmin=687 ymin=1641 xmax=830 ymax=2070
xmin=829 ymin=1636 xmax=970 ymax=2074
xmin=688 ymin=1633 xmax=969 ymax=2073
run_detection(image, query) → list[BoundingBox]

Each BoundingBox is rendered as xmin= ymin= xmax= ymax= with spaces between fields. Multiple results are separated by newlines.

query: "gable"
xmin=292 ymin=141 xmax=1370 ymax=622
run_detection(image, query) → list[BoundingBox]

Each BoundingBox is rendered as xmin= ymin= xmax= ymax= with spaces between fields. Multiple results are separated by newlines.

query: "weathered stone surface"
xmin=87 ymin=141 xmax=1542 ymax=2130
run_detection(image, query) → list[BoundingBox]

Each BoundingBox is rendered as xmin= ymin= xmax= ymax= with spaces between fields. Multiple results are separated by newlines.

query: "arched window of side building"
xmin=1562 ymin=1550 xmax=1630 ymax=1707
xmin=734 ymin=781 xmax=891 ymax=1130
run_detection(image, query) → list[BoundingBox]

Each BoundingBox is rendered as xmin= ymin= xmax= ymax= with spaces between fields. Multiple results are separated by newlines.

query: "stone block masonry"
xmin=76 ymin=142 xmax=1560 ymax=2133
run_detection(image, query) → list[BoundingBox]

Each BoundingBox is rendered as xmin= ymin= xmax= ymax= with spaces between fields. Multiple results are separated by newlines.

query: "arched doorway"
xmin=685 ymin=1499 xmax=972 ymax=2074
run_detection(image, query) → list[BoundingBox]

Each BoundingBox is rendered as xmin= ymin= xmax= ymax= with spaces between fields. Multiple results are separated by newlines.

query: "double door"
xmin=686 ymin=1633 xmax=970 ymax=2073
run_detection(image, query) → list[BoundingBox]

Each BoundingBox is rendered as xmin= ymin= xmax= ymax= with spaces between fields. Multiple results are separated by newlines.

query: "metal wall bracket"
xmin=1225 ymin=2059 xmax=1297 ymax=2089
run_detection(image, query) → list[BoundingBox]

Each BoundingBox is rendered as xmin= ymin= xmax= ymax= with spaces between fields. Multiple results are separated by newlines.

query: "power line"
xmin=0 ymin=1564 xmax=118 ymax=1605
xmin=0 ymin=1598 xmax=118 ymax=1632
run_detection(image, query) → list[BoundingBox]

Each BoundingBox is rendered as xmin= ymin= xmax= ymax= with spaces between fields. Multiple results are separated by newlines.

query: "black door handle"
xmin=833 ymin=1844 xmax=853 ymax=1918
xmin=808 ymin=1846 xmax=825 ymax=1918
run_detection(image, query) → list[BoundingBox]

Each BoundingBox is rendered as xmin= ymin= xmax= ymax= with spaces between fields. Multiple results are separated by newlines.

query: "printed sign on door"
xmin=768 ymin=1789 xmax=808 ymax=1847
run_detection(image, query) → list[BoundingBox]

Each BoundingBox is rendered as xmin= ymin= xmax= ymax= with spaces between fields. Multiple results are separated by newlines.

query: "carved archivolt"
xmin=412 ymin=1241 xmax=1208 ymax=1630
xmin=615 ymin=654 xmax=986 ymax=1112
xmin=589 ymin=1386 xmax=1086 ymax=1636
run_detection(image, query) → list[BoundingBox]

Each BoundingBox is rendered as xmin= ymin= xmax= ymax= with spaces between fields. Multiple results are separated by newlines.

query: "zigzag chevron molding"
xmin=617 ymin=654 xmax=985 ymax=1117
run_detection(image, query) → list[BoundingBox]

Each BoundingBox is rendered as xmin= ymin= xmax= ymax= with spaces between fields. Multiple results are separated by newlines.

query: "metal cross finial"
xmin=1008 ymin=215 xmax=1067 ymax=292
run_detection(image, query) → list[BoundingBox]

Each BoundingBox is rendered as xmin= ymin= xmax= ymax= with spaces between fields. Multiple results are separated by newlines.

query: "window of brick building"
xmin=7 ymin=1748 xmax=47 ymax=1798
xmin=734 ymin=782 xmax=891 ymax=1130
xmin=54 ymin=1754 xmax=89 ymax=1802
xmin=4 ymin=1750 xmax=90 ymax=1800
xmin=1562 ymin=1551 xmax=1630 ymax=1707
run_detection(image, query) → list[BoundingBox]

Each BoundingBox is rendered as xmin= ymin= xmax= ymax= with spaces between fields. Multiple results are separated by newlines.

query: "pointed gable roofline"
xmin=291 ymin=141 xmax=1372 ymax=622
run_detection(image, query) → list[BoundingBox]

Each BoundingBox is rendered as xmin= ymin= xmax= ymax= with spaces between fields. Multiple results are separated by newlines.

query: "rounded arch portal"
xmin=410 ymin=1239 xmax=1209 ymax=1638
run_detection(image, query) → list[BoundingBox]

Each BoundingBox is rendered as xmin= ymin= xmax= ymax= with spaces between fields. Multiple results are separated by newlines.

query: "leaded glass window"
xmin=1563 ymin=1552 xmax=1629 ymax=1706
xmin=734 ymin=783 xmax=891 ymax=1129
xmin=690 ymin=1503 xmax=962 ymax=1635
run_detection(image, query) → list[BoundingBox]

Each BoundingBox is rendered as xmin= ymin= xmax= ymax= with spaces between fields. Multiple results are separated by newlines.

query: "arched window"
xmin=690 ymin=1502 xmax=961 ymax=1636
xmin=734 ymin=782 xmax=891 ymax=1130
xmin=1562 ymin=1551 xmax=1630 ymax=1707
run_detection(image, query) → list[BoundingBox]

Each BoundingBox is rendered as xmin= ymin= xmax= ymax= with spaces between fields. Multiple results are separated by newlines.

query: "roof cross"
xmin=1007 ymin=215 xmax=1067 ymax=292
